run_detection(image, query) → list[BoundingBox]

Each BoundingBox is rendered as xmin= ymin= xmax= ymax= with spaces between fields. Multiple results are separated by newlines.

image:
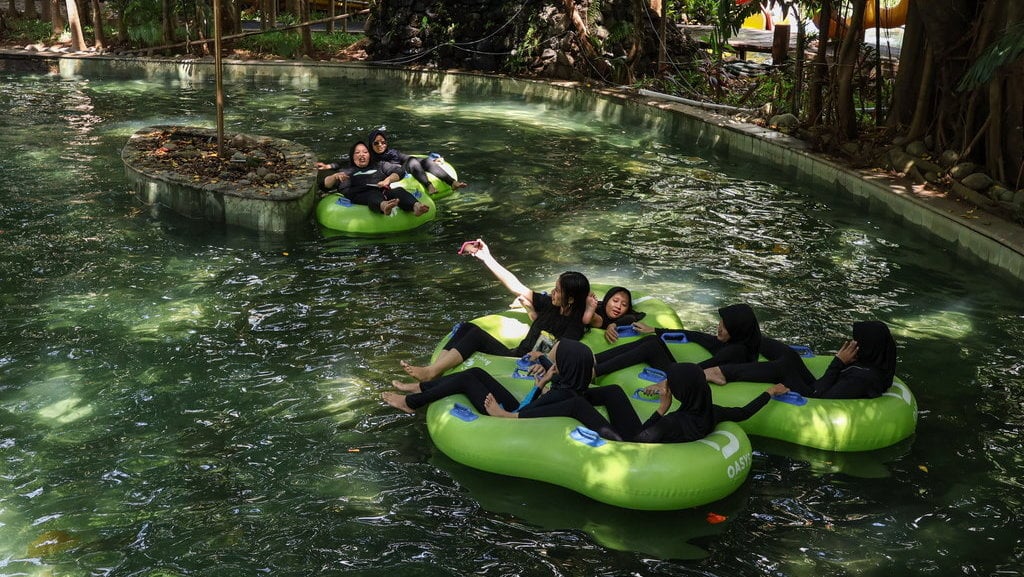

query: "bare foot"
xmin=453 ymin=181 xmax=468 ymax=189
xmin=413 ymin=202 xmax=430 ymax=217
xmin=382 ymin=391 xmax=414 ymax=414
xmin=391 ymin=379 xmax=421 ymax=393
xmin=400 ymin=360 xmax=437 ymax=382
xmin=704 ymin=366 xmax=727 ymax=385
xmin=380 ymin=198 xmax=400 ymax=214
xmin=427 ymin=184 xmax=439 ymax=196
xmin=484 ymin=393 xmax=517 ymax=418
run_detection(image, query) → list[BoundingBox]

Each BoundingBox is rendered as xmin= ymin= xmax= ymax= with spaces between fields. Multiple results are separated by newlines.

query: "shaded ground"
xmin=127 ymin=127 xmax=309 ymax=187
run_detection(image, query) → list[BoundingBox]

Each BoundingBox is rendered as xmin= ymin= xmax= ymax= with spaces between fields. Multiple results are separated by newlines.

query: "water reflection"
xmin=0 ymin=68 xmax=1022 ymax=576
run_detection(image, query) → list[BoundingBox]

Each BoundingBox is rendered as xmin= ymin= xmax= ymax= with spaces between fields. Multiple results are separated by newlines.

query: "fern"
xmin=958 ymin=22 xmax=1024 ymax=92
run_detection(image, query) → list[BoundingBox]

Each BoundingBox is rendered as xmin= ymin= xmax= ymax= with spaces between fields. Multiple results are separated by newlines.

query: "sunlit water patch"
xmin=1 ymin=68 xmax=1022 ymax=575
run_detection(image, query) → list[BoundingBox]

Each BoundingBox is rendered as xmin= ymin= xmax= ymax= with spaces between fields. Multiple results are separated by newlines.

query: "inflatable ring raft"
xmin=424 ymin=352 xmax=754 ymax=510
xmin=399 ymin=155 xmax=460 ymax=201
xmin=429 ymin=285 xmax=685 ymax=359
xmin=316 ymin=185 xmax=436 ymax=235
xmin=597 ymin=338 xmax=918 ymax=452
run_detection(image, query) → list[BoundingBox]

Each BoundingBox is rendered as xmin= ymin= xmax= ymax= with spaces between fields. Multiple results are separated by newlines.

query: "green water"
xmin=1 ymin=68 xmax=1022 ymax=576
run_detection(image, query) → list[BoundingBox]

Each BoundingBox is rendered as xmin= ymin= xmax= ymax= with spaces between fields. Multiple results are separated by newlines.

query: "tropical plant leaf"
xmin=958 ymin=22 xmax=1024 ymax=92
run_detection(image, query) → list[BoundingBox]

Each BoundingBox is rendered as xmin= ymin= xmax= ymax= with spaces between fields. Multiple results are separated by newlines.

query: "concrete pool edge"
xmin=4 ymin=50 xmax=1022 ymax=281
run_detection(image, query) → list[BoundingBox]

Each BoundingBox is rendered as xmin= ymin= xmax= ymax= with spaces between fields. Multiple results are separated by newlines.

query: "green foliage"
xmin=505 ymin=21 xmax=541 ymax=74
xmin=235 ymin=30 xmax=361 ymax=58
xmin=2 ymin=18 xmax=55 ymax=44
xmin=607 ymin=21 xmax=634 ymax=46
xmin=121 ymin=0 xmax=164 ymax=46
xmin=313 ymin=32 xmax=362 ymax=53
xmin=958 ymin=22 xmax=1024 ymax=92
xmin=236 ymin=30 xmax=304 ymax=58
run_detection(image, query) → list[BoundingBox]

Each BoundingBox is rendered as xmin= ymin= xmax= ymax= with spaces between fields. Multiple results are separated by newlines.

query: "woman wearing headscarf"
xmin=706 ymin=320 xmax=898 ymax=399
xmin=399 ymin=240 xmax=596 ymax=383
xmin=485 ymin=363 xmax=788 ymax=443
xmin=368 ymin=128 xmax=467 ymax=195
xmin=319 ymin=141 xmax=430 ymax=216
xmin=384 ymin=340 xmax=599 ymax=417
xmin=592 ymin=303 xmax=763 ymax=378
xmin=590 ymin=286 xmax=647 ymax=344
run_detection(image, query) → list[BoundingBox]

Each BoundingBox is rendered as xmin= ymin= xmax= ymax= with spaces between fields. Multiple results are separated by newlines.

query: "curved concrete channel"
xmin=3 ymin=49 xmax=1023 ymax=281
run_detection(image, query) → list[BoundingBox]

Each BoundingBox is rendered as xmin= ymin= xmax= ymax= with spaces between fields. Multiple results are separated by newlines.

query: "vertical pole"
xmin=214 ymin=0 xmax=225 ymax=157
xmin=874 ymin=0 xmax=882 ymax=124
xmin=771 ymin=23 xmax=790 ymax=64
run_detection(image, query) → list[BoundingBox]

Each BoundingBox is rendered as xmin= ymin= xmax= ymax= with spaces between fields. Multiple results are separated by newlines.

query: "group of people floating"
xmin=382 ymin=239 xmax=899 ymax=444
xmin=316 ymin=128 xmax=468 ymax=217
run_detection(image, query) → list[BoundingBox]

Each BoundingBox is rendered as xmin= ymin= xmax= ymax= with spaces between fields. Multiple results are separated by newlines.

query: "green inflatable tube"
xmin=429 ymin=286 xmax=684 ymax=360
xmin=396 ymin=156 xmax=459 ymax=201
xmin=424 ymin=353 xmax=754 ymax=511
xmin=598 ymin=340 xmax=918 ymax=452
xmin=316 ymin=186 xmax=436 ymax=235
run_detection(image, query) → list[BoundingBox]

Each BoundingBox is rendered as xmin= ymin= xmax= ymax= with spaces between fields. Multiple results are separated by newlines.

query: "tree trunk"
xmin=49 ymin=0 xmax=63 ymax=35
xmin=25 ymin=0 xmax=37 ymax=19
xmin=7 ymin=0 xmax=18 ymax=17
xmin=64 ymin=0 xmax=86 ymax=50
xmin=299 ymin=0 xmax=313 ymax=56
xmin=986 ymin=0 xmax=1024 ymax=187
xmin=834 ymin=0 xmax=867 ymax=139
xmin=161 ymin=0 xmax=175 ymax=46
xmin=114 ymin=3 xmax=127 ymax=46
xmin=90 ymin=0 xmax=105 ymax=49
xmin=807 ymin=0 xmax=835 ymax=125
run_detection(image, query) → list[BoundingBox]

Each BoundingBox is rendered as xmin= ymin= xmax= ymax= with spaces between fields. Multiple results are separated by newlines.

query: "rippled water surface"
xmin=1 ymin=68 xmax=1022 ymax=576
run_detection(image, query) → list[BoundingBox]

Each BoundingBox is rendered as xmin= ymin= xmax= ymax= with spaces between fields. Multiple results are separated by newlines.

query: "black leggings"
xmin=595 ymin=332 xmax=754 ymax=377
xmin=406 ymin=368 xmax=597 ymax=421
xmin=405 ymin=367 xmax=519 ymax=412
xmin=404 ymin=156 xmax=455 ymax=190
xmin=594 ymin=335 xmax=675 ymax=377
xmin=721 ymin=337 xmax=816 ymax=395
xmin=346 ymin=185 xmax=420 ymax=214
xmin=518 ymin=385 xmax=641 ymax=440
xmin=421 ymin=156 xmax=456 ymax=185
xmin=444 ymin=322 xmax=520 ymax=361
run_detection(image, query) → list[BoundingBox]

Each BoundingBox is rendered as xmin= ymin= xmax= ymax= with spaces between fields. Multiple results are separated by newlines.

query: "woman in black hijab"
xmin=707 ymin=320 xmax=898 ymax=399
xmin=592 ymin=303 xmax=763 ymax=378
xmin=320 ymin=141 xmax=430 ymax=216
xmin=383 ymin=339 xmax=597 ymax=415
xmin=368 ymin=128 xmax=467 ymax=195
xmin=486 ymin=363 xmax=787 ymax=443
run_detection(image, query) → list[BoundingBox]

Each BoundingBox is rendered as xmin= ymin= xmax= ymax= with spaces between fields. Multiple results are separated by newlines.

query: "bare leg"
xmin=391 ymin=380 xmax=421 ymax=393
xmin=484 ymin=393 xmax=518 ymax=418
xmin=382 ymin=391 xmax=414 ymax=414
xmin=401 ymin=348 xmax=464 ymax=382
xmin=704 ymin=366 xmax=727 ymax=385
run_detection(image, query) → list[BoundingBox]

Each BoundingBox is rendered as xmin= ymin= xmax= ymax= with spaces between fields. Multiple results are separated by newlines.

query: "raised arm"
xmin=466 ymin=239 xmax=531 ymax=300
